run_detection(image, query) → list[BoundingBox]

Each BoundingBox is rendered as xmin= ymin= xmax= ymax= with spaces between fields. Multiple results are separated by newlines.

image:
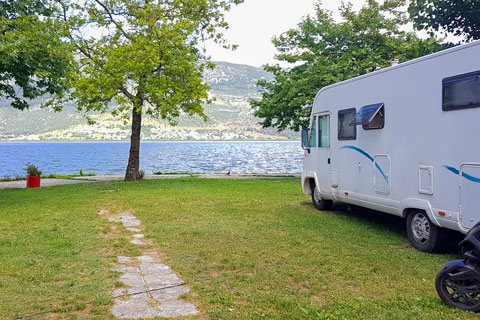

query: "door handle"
xmin=327 ymin=158 xmax=330 ymax=164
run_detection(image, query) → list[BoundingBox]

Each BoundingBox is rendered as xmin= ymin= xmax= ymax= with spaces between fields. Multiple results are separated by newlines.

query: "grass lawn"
xmin=0 ymin=178 xmax=477 ymax=319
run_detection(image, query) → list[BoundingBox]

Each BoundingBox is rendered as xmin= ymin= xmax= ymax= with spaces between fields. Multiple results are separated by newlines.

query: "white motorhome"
xmin=301 ymin=41 xmax=480 ymax=252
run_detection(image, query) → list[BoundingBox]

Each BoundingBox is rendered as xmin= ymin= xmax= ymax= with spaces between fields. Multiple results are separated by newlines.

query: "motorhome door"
xmin=460 ymin=163 xmax=480 ymax=229
xmin=312 ymin=113 xmax=332 ymax=194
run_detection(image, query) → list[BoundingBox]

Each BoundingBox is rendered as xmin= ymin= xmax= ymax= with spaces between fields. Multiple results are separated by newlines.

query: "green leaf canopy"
xmin=409 ymin=0 xmax=480 ymax=41
xmin=251 ymin=0 xmax=445 ymax=132
xmin=57 ymin=0 xmax=242 ymax=180
xmin=0 ymin=0 xmax=73 ymax=110
xmin=62 ymin=0 xmax=240 ymax=122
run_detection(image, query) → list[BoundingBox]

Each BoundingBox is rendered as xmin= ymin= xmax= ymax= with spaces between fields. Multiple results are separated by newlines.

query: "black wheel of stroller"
xmin=435 ymin=266 xmax=480 ymax=312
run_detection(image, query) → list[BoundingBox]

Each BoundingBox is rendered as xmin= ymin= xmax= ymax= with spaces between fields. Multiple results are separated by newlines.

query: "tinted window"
xmin=338 ymin=108 xmax=356 ymax=140
xmin=301 ymin=129 xmax=309 ymax=148
xmin=318 ymin=114 xmax=330 ymax=148
xmin=309 ymin=115 xmax=317 ymax=148
xmin=349 ymin=103 xmax=383 ymax=126
xmin=363 ymin=105 xmax=384 ymax=130
xmin=443 ymin=71 xmax=480 ymax=111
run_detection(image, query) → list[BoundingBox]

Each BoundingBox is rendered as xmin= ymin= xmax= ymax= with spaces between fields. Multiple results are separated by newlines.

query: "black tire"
xmin=406 ymin=211 xmax=443 ymax=253
xmin=436 ymin=265 xmax=480 ymax=312
xmin=310 ymin=180 xmax=332 ymax=211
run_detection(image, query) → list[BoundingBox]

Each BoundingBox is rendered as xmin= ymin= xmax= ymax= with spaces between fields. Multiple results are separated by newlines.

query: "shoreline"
xmin=0 ymin=173 xmax=301 ymax=189
xmin=0 ymin=139 xmax=300 ymax=143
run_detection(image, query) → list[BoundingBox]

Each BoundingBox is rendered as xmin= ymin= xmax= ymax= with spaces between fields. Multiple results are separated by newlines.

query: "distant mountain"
xmin=205 ymin=61 xmax=272 ymax=96
xmin=0 ymin=62 xmax=297 ymax=141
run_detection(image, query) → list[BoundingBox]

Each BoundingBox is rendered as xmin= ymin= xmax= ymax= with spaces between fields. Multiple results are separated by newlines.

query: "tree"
xmin=0 ymin=0 xmax=73 ymax=110
xmin=57 ymin=0 xmax=242 ymax=181
xmin=409 ymin=0 xmax=480 ymax=40
xmin=251 ymin=0 xmax=444 ymax=132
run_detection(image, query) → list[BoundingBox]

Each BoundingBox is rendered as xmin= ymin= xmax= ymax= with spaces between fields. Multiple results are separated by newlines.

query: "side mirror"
xmin=301 ymin=128 xmax=310 ymax=152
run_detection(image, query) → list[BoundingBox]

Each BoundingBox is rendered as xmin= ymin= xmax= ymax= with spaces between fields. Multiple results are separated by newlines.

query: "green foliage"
xmin=25 ymin=163 xmax=42 ymax=176
xmin=0 ymin=62 xmax=293 ymax=141
xmin=59 ymin=0 xmax=242 ymax=123
xmin=409 ymin=0 xmax=480 ymax=40
xmin=251 ymin=0 xmax=445 ymax=132
xmin=0 ymin=0 xmax=52 ymax=18
xmin=0 ymin=0 xmax=73 ymax=110
xmin=55 ymin=0 xmax=243 ymax=180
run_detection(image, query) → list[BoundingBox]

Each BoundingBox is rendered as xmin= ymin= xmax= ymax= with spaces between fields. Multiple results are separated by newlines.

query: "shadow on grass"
xmin=304 ymin=200 xmax=464 ymax=255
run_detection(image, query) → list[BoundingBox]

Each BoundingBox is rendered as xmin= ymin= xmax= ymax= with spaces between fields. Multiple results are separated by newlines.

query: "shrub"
xmin=25 ymin=163 xmax=42 ymax=177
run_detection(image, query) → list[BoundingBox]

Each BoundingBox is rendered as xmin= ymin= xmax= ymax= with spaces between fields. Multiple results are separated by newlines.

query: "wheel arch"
xmin=399 ymin=198 xmax=440 ymax=227
xmin=302 ymin=172 xmax=317 ymax=195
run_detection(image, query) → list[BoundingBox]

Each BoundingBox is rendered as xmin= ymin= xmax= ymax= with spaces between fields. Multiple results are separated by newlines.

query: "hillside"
xmin=0 ymin=62 xmax=297 ymax=141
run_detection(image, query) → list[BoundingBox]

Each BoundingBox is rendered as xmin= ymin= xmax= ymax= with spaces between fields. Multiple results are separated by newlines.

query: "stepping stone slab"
xmin=118 ymin=256 xmax=134 ymax=264
xmin=112 ymin=293 xmax=159 ymax=319
xmin=110 ymin=213 xmax=199 ymax=318
xmin=130 ymin=239 xmax=146 ymax=245
xmin=158 ymin=300 xmax=199 ymax=318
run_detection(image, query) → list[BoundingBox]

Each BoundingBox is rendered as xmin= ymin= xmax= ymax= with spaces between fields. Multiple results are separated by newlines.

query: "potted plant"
xmin=25 ymin=163 xmax=42 ymax=188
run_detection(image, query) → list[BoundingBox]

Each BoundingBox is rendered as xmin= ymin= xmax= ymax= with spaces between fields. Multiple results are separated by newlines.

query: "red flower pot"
xmin=26 ymin=176 xmax=41 ymax=188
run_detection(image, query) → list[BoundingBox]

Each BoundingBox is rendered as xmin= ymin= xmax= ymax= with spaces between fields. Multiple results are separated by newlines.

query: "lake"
xmin=0 ymin=141 xmax=304 ymax=178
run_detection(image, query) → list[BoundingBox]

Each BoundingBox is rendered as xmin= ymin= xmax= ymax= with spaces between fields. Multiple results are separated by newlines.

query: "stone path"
xmin=100 ymin=210 xmax=198 ymax=319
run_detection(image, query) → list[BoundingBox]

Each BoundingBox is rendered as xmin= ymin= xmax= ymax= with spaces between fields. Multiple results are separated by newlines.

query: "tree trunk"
xmin=124 ymin=106 xmax=142 ymax=181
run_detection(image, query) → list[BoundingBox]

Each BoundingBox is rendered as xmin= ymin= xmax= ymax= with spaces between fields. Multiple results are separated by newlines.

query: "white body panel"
xmin=302 ymin=41 xmax=480 ymax=234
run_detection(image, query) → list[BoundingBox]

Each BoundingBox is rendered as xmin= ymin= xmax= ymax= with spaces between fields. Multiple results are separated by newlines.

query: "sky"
xmin=203 ymin=0 xmax=371 ymax=67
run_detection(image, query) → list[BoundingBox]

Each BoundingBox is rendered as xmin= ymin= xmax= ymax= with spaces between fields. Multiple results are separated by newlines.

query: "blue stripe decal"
xmin=340 ymin=146 xmax=388 ymax=182
xmin=340 ymin=146 xmax=374 ymax=162
xmin=444 ymin=165 xmax=480 ymax=183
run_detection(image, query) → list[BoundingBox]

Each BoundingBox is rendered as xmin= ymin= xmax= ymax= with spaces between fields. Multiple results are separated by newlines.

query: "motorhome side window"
xmin=363 ymin=105 xmax=384 ymax=130
xmin=318 ymin=114 xmax=330 ymax=148
xmin=309 ymin=116 xmax=317 ymax=147
xmin=349 ymin=103 xmax=385 ymax=130
xmin=442 ymin=70 xmax=480 ymax=111
xmin=338 ymin=108 xmax=356 ymax=140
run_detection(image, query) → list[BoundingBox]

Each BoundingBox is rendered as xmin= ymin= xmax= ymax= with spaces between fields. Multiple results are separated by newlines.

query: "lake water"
xmin=0 ymin=141 xmax=304 ymax=178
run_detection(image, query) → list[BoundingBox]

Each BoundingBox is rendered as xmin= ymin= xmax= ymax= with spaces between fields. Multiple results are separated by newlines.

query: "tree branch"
xmin=93 ymin=0 xmax=134 ymax=42
xmin=120 ymin=85 xmax=134 ymax=100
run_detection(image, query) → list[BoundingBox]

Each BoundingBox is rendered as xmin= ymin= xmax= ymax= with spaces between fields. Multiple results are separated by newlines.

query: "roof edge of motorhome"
xmin=314 ymin=40 xmax=480 ymax=102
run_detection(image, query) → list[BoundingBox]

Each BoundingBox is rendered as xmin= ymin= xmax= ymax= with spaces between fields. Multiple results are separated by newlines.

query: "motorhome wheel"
xmin=406 ymin=211 xmax=442 ymax=252
xmin=310 ymin=182 xmax=332 ymax=211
